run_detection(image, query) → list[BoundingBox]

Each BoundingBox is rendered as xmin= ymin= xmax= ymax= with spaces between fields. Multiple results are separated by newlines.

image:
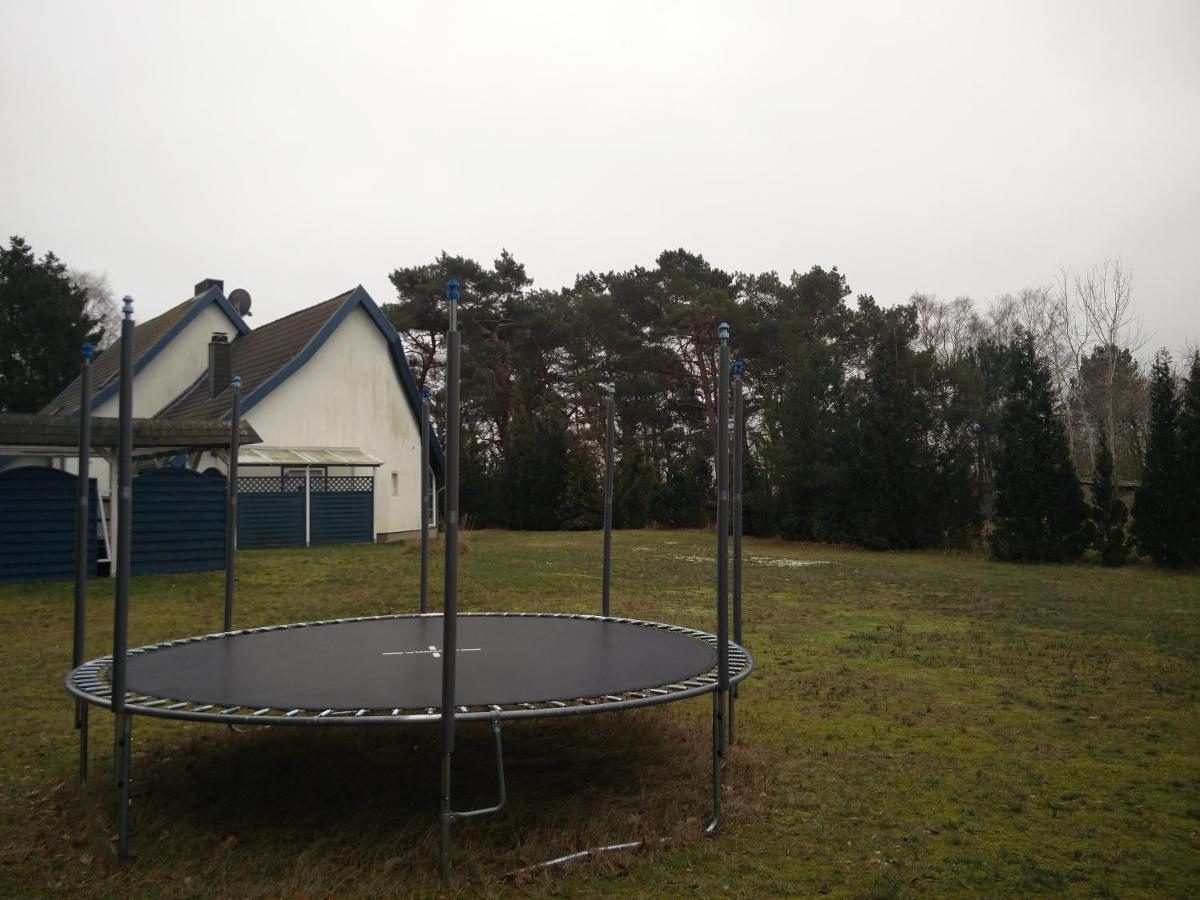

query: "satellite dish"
xmin=229 ymin=288 xmax=252 ymax=317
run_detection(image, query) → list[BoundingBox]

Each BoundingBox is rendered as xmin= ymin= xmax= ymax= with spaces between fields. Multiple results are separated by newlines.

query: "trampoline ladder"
xmin=440 ymin=711 xmax=507 ymax=878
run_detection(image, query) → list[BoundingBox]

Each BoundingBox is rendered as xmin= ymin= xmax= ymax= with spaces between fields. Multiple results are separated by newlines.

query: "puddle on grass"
xmin=673 ymin=555 xmax=831 ymax=567
xmin=748 ymin=556 xmax=831 ymax=568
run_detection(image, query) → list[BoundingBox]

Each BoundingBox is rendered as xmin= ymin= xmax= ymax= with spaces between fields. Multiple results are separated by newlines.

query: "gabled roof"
xmin=160 ymin=286 xmax=444 ymax=478
xmin=162 ymin=291 xmax=353 ymax=420
xmin=40 ymin=286 xmax=250 ymax=416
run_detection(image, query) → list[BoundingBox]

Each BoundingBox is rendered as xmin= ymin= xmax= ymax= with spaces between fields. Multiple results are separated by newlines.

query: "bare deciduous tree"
xmin=69 ymin=269 xmax=119 ymax=349
xmin=911 ymin=293 xmax=981 ymax=363
xmin=1075 ymin=257 xmax=1144 ymax=448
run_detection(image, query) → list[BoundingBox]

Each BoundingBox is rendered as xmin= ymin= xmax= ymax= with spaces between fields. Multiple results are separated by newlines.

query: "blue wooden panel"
xmin=0 ymin=467 xmax=97 ymax=583
xmin=311 ymin=490 xmax=374 ymax=545
xmin=238 ymin=492 xmax=305 ymax=548
xmin=131 ymin=468 xmax=226 ymax=575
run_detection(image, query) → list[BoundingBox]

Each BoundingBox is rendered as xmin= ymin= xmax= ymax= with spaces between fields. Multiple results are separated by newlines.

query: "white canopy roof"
xmin=236 ymin=446 xmax=384 ymax=467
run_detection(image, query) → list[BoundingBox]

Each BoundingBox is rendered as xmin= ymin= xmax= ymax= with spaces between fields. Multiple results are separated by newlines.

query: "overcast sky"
xmin=3 ymin=1 xmax=1197 ymax=353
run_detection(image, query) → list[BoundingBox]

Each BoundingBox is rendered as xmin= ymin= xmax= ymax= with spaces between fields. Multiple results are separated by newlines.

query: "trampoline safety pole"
xmin=223 ymin=376 xmax=242 ymax=633
xmin=73 ymin=342 xmax=93 ymax=787
xmin=420 ymin=385 xmax=431 ymax=614
xmin=112 ymin=296 xmax=135 ymax=860
xmin=601 ymin=383 xmax=615 ymax=617
xmin=440 ymin=278 xmax=461 ymax=879
xmin=729 ymin=359 xmax=744 ymax=745
xmin=706 ymin=322 xmax=731 ymax=836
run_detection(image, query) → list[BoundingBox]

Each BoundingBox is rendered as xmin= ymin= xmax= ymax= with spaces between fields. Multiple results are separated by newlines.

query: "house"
xmin=21 ymin=278 xmax=439 ymax=559
xmin=159 ymin=283 xmax=442 ymax=544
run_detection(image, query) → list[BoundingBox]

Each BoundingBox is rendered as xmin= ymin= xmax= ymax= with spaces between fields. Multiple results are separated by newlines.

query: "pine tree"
xmin=0 ymin=236 xmax=105 ymax=412
xmin=989 ymin=333 xmax=1090 ymax=562
xmin=1176 ymin=352 xmax=1200 ymax=566
xmin=1133 ymin=351 xmax=1183 ymax=567
xmin=1089 ymin=426 xmax=1131 ymax=566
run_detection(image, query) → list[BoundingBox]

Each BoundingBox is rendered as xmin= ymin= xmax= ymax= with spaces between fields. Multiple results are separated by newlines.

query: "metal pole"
xmin=730 ymin=360 xmax=744 ymax=745
xmin=223 ymin=377 xmax=242 ymax=633
xmin=73 ymin=343 xmax=93 ymax=787
xmin=420 ymin=386 xmax=431 ymax=614
xmin=601 ymin=383 xmax=615 ymax=617
xmin=439 ymin=278 xmax=461 ymax=879
xmin=112 ymin=296 xmax=135 ymax=859
xmin=706 ymin=322 xmax=730 ymax=835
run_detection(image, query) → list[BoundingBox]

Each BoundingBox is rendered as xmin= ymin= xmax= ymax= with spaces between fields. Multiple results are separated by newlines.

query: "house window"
xmin=391 ymin=472 xmax=399 ymax=497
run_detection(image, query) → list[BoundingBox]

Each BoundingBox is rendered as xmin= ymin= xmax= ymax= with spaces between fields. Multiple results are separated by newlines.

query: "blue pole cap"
xmin=446 ymin=279 xmax=460 ymax=301
xmin=718 ymin=322 xmax=730 ymax=342
xmin=231 ymin=375 xmax=243 ymax=391
xmin=422 ymin=386 xmax=431 ymax=399
xmin=82 ymin=343 xmax=94 ymax=360
xmin=733 ymin=358 xmax=743 ymax=377
xmin=122 ymin=295 xmax=134 ymax=316
xmin=606 ymin=382 xmax=615 ymax=395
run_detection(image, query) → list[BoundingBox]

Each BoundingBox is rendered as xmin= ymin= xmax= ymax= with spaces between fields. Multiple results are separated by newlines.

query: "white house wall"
xmin=234 ymin=305 xmax=421 ymax=537
xmin=93 ymin=303 xmax=239 ymax=419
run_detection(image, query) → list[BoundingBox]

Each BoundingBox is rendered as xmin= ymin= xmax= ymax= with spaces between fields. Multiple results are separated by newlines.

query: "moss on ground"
xmin=0 ymin=530 xmax=1197 ymax=897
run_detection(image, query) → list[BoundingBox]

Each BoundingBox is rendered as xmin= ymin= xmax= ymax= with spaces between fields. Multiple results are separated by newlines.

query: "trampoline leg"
xmin=116 ymin=713 xmax=132 ymax=860
xmin=705 ymin=688 xmax=725 ymax=835
xmin=76 ymin=701 xmax=89 ymax=787
xmin=729 ymin=684 xmax=738 ymax=746
xmin=439 ymin=752 xmax=453 ymax=880
xmin=439 ymin=716 xmax=507 ymax=880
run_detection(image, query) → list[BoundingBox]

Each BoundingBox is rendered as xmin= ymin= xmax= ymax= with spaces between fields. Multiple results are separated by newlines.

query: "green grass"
xmin=1 ymin=530 xmax=1198 ymax=897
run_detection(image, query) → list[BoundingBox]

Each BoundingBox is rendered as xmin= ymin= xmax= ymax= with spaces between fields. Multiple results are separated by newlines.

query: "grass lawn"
xmin=1 ymin=529 xmax=1197 ymax=897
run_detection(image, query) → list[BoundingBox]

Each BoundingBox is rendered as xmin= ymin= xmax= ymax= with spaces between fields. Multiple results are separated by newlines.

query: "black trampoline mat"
xmin=123 ymin=615 xmax=718 ymax=712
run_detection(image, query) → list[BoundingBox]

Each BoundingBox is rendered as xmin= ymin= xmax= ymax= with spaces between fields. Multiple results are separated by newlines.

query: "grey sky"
xmin=3 ymin=1 xmax=1197 ymax=353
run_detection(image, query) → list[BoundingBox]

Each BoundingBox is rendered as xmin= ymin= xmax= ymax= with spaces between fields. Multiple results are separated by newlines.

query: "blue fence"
xmin=130 ymin=468 xmax=227 ymax=575
xmin=238 ymin=474 xmax=374 ymax=549
xmin=311 ymin=483 xmax=374 ymax=545
xmin=238 ymin=477 xmax=305 ymax=549
xmin=0 ymin=467 xmax=97 ymax=583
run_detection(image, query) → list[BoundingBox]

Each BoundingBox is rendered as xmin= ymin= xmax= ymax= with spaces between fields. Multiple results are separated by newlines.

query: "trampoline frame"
xmin=66 ymin=288 xmax=752 ymax=878
xmin=67 ymin=611 xmax=752 ymax=726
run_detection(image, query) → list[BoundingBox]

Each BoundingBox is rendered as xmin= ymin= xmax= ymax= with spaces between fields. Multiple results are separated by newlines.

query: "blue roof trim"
xmin=235 ymin=286 xmax=445 ymax=480
xmin=83 ymin=287 xmax=250 ymax=415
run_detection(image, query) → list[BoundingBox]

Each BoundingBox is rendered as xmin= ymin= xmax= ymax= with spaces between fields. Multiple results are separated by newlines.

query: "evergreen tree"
xmin=989 ymin=333 xmax=1090 ymax=562
xmin=1089 ymin=426 xmax=1131 ymax=566
xmin=613 ymin=445 xmax=656 ymax=529
xmin=459 ymin=432 xmax=499 ymax=528
xmin=559 ymin=440 xmax=602 ymax=530
xmin=1175 ymin=353 xmax=1200 ymax=566
xmin=837 ymin=300 xmax=942 ymax=549
xmin=1133 ymin=351 xmax=1183 ymax=567
xmin=741 ymin=449 xmax=777 ymax=537
xmin=0 ymin=236 xmax=106 ymax=412
xmin=496 ymin=403 xmax=569 ymax=531
xmin=651 ymin=448 xmax=712 ymax=528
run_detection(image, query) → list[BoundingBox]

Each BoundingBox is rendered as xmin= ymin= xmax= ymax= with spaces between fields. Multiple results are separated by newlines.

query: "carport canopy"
xmin=236 ymin=446 xmax=383 ymax=467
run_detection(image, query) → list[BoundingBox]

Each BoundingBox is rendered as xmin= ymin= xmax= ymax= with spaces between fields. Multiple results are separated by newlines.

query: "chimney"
xmin=195 ymin=277 xmax=224 ymax=297
xmin=208 ymin=333 xmax=232 ymax=397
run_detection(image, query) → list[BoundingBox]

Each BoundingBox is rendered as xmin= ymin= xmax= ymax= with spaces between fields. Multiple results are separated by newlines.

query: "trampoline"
xmin=66 ymin=286 xmax=753 ymax=877
xmin=68 ymin=612 xmax=751 ymax=725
